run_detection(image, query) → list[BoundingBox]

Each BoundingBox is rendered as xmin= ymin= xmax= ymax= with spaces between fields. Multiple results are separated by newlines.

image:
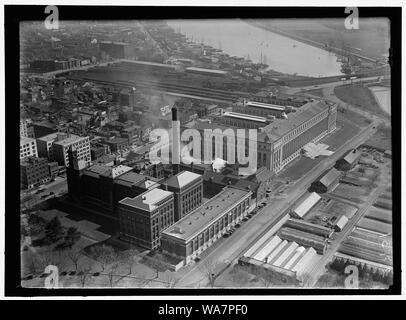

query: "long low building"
xmin=161 ymin=186 xmax=252 ymax=265
xmin=285 ymin=218 xmax=334 ymax=238
xmin=290 ymin=192 xmax=321 ymax=219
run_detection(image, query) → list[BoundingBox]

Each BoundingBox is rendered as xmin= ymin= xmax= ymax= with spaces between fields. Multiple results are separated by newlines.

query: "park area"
xmin=334 ymin=84 xmax=388 ymax=117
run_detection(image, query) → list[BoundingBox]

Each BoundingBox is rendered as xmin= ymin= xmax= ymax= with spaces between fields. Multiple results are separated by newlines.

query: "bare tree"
xmin=78 ymin=263 xmax=92 ymax=288
xmin=163 ymin=272 xmax=180 ymax=288
xmin=67 ymin=249 xmax=83 ymax=271
xmin=107 ymin=262 xmax=120 ymax=288
xmin=199 ymin=259 xmax=219 ymax=288
xmin=89 ymin=245 xmax=116 ymax=272
xmin=113 ymin=250 xmax=138 ymax=286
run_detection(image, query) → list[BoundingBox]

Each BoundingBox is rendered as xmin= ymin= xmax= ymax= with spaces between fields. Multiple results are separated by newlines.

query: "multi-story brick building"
xmin=163 ymin=171 xmax=203 ymax=221
xmin=20 ymin=156 xmax=50 ymax=189
xmin=118 ymin=188 xmax=175 ymax=249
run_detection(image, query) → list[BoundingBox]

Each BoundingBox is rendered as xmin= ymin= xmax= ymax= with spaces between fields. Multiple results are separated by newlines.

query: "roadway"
xmin=176 ymin=119 xmax=379 ymax=287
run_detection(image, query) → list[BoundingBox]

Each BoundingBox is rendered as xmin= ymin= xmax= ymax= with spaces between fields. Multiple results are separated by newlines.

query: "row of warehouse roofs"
xmin=242 ymin=232 xmax=319 ymax=281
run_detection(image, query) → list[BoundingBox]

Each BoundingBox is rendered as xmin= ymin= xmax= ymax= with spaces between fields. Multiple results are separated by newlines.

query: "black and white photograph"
xmin=2 ymin=2 xmax=402 ymax=304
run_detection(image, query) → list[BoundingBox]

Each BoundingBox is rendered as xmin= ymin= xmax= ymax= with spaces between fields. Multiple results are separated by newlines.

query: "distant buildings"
xmin=118 ymin=188 xmax=175 ymax=249
xmin=20 ymin=156 xmax=50 ymax=189
xmin=99 ymin=41 xmax=137 ymax=59
xmin=161 ymin=186 xmax=252 ymax=264
xmin=20 ymin=119 xmax=28 ymax=137
xmin=20 ymin=137 xmax=38 ymax=160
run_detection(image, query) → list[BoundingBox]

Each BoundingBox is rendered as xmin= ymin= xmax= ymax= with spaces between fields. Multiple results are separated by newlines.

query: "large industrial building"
xmin=161 ymin=186 xmax=252 ymax=265
xmin=185 ymin=99 xmax=337 ymax=174
xmin=163 ymin=171 xmax=203 ymax=221
xmin=118 ymin=188 xmax=175 ymax=250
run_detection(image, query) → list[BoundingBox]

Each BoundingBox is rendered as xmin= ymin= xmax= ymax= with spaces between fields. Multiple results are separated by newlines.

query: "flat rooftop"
xmin=245 ymin=101 xmax=286 ymax=111
xmin=164 ymin=171 xmax=202 ymax=189
xmin=37 ymin=132 xmax=58 ymax=142
xmin=84 ymin=164 xmax=133 ymax=179
xmin=162 ymin=187 xmax=251 ymax=242
xmin=223 ymin=111 xmax=268 ymax=123
xmin=263 ymin=100 xmax=329 ymax=141
xmin=20 ymin=136 xmax=36 ymax=145
xmin=119 ymin=188 xmax=173 ymax=212
xmin=53 ymin=134 xmax=89 ymax=147
xmin=186 ymin=67 xmax=228 ymax=75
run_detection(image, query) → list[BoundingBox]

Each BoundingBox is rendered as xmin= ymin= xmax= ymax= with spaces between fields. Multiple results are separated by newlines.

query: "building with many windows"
xmin=20 ymin=137 xmax=38 ymax=160
xmin=20 ymin=156 xmax=50 ymax=189
xmin=118 ymin=188 xmax=175 ymax=250
xmin=52 ymin=133 xmax=91 ymax=167
xmin=161 ymin=186 xmax=252 ymax=264
xmin=185 ymin=100 xmax=337 ymax=174
xmin=163 ymin=171 xmax=203 ymax=221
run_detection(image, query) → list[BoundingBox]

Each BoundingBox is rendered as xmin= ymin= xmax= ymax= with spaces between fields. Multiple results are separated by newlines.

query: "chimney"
xmin=171 ymin=107 xmax=180 ymax=174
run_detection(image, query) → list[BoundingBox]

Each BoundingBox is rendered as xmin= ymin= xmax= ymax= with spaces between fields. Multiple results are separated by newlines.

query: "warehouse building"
xmin=234 ymin=100 xmax=290 ymax=118
xmin=217 ymin=111 xmax=269 ymax=129
xmin=285 ymin=218 xmax=334 ymax=238
xmin=186 ymin=100 xmax=337 ymax=174
xmin=118 ymin=188 xmax=175 ymax=250
xmin=185 ymin=67 xmax=229 ymax=78
xmin=310 ymin=167 xmax=342 ymax=193
xmin=290 ymin=192 xmax=321 ymax=219
xmin=278 ymin=227 xmax=328 ymax=254
xmin=161 ymin=186 xmax=252 ymax=264
xmin=335 ymin=149 xmax=361 ymax=171
xmin=334 ymin=215 xmax=349 ymax=232
xmin=163 ymin=171 xmax=203 ymax=221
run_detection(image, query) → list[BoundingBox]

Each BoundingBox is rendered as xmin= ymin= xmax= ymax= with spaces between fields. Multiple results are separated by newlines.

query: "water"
xmin=168 ymin=19 xmax=343 ymax=78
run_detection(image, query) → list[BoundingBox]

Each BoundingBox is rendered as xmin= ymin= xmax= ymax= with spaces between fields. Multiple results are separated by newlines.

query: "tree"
xmin=77 ymin=263 xmax=92 ymax=288
xmin=64 ymin=227 xmax=81 ymax=247
xmin=67 ymin=249 xmax=83 ymax=271
xmin=45 ymin=217 xmax=64 ymax=242
xmin=107 ymin=262 xmax=120 ymax=288
xmin=199 ymin=259 xmax=220 ymax=288
xmin=89 ymin=245 xmax=117 ymax=272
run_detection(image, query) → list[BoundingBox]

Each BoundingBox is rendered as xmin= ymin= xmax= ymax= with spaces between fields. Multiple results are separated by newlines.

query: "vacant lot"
xmin=334 ymin=84 xmax=386 ymax=117
xmin=365 ymin=124 xmax=392 ymax=151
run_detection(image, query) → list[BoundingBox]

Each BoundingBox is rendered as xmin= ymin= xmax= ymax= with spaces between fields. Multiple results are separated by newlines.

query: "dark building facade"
xmin=20 ymin=156 xmax=50 ymax=189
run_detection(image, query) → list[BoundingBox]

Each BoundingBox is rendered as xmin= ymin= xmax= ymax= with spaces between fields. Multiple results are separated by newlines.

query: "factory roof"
xmin=53 ymin=134 xmax=89 ymax=147
xmin=263 ymin=101 xmax=328 ymax=142
xmin=119 ymin=188 xmax=173 ymax=212
xmin=245 ymin=101 xmax=286 ymax=111
xmin=343 ymin=149 xmax=361 ymax=165
xmin=319 ymin=168 xmax=342 ymax=188
xmin=292 ymin=192 xmax=321 ymax=218
xmin=161 ymin=187 xmax=251 ymax=242
xmin=120 ymin=59 xmax=176 ymax=69
xmin=185 ymin=67 xmax=228 ymax=75
xmin=37 ymin=132 xmax=58 ymax=142
xmin=84 ymin=164 xmax=133 ymax=179
xmin=164 ymin=171 xmax=202 ymax=189
xmin=222 ymin=111 xmax=268 ymax=123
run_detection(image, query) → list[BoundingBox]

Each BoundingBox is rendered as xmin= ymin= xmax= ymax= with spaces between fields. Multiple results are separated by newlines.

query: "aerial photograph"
xmin=19 ymin=16 xmax=392 ymax=289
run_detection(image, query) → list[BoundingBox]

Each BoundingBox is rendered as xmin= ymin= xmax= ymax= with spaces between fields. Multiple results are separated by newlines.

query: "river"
xmin=168 ymin=19 xmax=343 ymax=78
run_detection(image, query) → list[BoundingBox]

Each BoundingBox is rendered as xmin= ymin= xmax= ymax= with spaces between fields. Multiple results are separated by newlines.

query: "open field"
xmin=334 ymin=84 xmax=387 ymax=117
xmin=365 ymin=124 xmax=392 ymax=151
xmin=331 ymin=183 xmax=370 ymax=203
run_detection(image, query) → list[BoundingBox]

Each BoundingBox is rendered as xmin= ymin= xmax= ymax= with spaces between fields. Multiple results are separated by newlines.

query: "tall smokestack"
xmin=171 ymin=107 xmax=180 ymax=174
